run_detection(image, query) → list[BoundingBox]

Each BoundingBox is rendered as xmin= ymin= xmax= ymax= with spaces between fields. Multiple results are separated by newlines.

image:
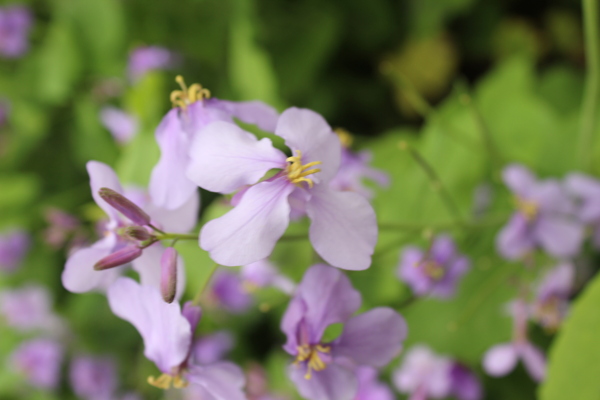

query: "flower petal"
xmin=62 ymin=235 xmax=121 ymax=293
xmin=502 ymin=164 xmax=535 ymax=196
xmin=334 ymin=307 xmax=407 ymax=367
xmin=131 ymin=243 xmax=186 ymax=301
xmin=519 ymin=342 xmax=546 ymax=382
xmin=107 ymin=277 xmax=191 ymax=373
xmin=208 ymin=99 xmax=279 ymax=132
xmin=186 ymin=121 xmax=286 ymax=194
xmin=200 ymin=178 xmax=294 ymax=266
xmin=496 ymin=213 xmax=534 ymax=260
xmin=87 ymin=161 xmax=124 ymax=222
xmin=276 ymin=107 xmax=341 ymax=184
xmin=533 ymin=215 xmax=584 ymax=258
xmin=306 ymin=186 xmax=377 ymax=270
xmin=186 ymin=361 xmax=246 ymax=400
xmin=482 ymin=343 xmax=518 ymax=377
xmin=149 ymin=109 xmax=198 ymax=210
xmin=146 ymin=190 xmax=200 ymax=234
xmin=287 ymin=362 xmax=358 ymax=400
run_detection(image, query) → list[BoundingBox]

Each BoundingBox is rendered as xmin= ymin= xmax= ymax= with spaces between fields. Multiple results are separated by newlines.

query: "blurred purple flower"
xmin=482 ymin=299 xmax=546 ymax=382
xmin=108 ymin=277 xmax=246 ymax=398
xmin=354 ymin=366 xmax=394 ymax=400
xmin=281 ymin=264 xmax=407 ymax=400
xmin=397 ymin=235 xmax=469 ymax=299
xmin=189 ymin=108 xmax=377 ymax=271
xmin=191 ymin=330 xmax=234 ymax=365
xmin=127 ymin=46 xmax=178 ymax=82
xmin=392 ymin=346 xmax=452 ymax=400
xmin=99 ymin=106 xmax=139 ymax=145
xmin=530 ymin=263 xmax=574 ymax=331
xmin=241 ymin=259 xmax=295 ymax=294
xmin=246 ymin=363 xmax=290 ymax=400
xmin=69 ymin=356 xmax=118 ymax=400
xmin=208 ymin=270 xmax=253 ymax=313
xmin=496 ymin=164 xmax=583 ymax=260
xmin=43 ymin=207 xmax=85 ymax=250
xmin=0 ymin=285 xmax=62 ymax=333
xmin=0 ymin=229 xmax=29 ymax=272
xmin=0 ymin=5 xmax=32 ymax=58
xmin=449 ymin=363 xmax=482 ymax=400
xmin=150 ymin=76 xmax=279 ymax=210
xmin=11 ymin=338 xmax=63 ymax=389
xmin=565 ymin=173 xmax=600 ymax=247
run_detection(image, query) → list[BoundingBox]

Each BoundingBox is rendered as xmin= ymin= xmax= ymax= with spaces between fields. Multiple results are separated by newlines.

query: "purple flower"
xmin=0 ymin=285 xmax=62 ymax=332
xmin=43 ymin=207 xmax=83 ymax=250
xmin=127 ymin=46 xmax=178 ymax=82
xmin=191 ymin=330 xmax=234 ymax=365
xmin=449 ymin=363 xmax=482 ymax=400
xmin=496 ymin=164 xmax=583 ymax=259
xmin=107 ymin=277 xmax=246 ymax=398
xmin=565 ymin=172 xmax=600 ymax=247
xmin=246 ymin=363 xmax=290 ymax=400
xmin=530 ymin=263 xmax=573 ymax=331
xmin=241 ymin=259 xmax=295 ymax=294
xmin=69 ymin=356 xmax=118 ymax=400
xmin=354 ymin=366 xmax=394 ymax=400
xmin=149 ymin=75 xmax=279 ymax=210
xmin=392 ymin=346 xmax=452 ymax=400
xmin=0 ymin=5 xmax=32 ymax=58
xmin=482 ymin=299 xmax=546 ymax=382
xmin=281 ymin=264 xmax=406 ymax=400
xmin=99 ymin=107 xmax=139 ymax=144
xmin=11 ymin=338 xmax=64 ymax=389
xmin=0 ymin=229 xmax=29 ymax=272
xmin=208 ymin=270 xmax=253 ymax=313
xmin=188 ymin=108 xmax=378 ymax=270
xmin=62 ymin=161 xmax=197 ymax=295
xmin=397 ymin=235 xmax=469 ymax=298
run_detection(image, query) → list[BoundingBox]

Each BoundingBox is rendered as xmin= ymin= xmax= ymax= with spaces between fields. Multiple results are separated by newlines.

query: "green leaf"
xmin=539 ymin=272 xmax=600 ymax=400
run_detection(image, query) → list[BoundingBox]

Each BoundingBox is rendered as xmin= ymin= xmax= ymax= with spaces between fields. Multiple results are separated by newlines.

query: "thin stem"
xmin=579 ymin=0 xmax=600 ymax=171
xmin=399 ymin=141 xmax=465 ymax=224
xmin=192 ymin=263 xmax=219 ymax=306
xmin=279 ymin=233 xmax=309 ymax=241
xmin=148 ymin=224 xmax=166 ymax=235
xmin=157 ymin=233 xmax=198 ymax=241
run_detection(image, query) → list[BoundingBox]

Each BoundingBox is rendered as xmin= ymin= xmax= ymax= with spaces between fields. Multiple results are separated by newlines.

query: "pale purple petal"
xmin=186 ymin=121 xmax=286 ymax=193
xmin=0 ymin=229 xmax=29 ymax=272
xmin=11 ymin=339 xmax=63 ymax=389
xmin=392 ymin=346 xmax=452 ymax=398
xmin=186 ymin=361 xmax=246 ymax=400
xmin=281 ymin=296 xmax=307 ymax=354
xmin=430 ymin=256 xmax=470 ymax=299
xmin=131 ymin=243 xmax=186 ymax=301
xmin=145 ymin=190 xmax=200 ymax=234
xmin=149 ymin=109 xmax=198 ymax=210
xmin=209 ymin=270 xmax=252 ymax=313
xmin=0 ymin=6 xmax=32 ymax=58
xmin=482 ymin=343 xmax=518 ymax=377
xmin=69 ymin=356 xmax=117 ymax=400
xmin=288 ymin=362 xmax=358 ymax=400
xmin=307 ymin=186 xmax=377 ymax=271
xmin=355 ymin=366 xmax=395 ymax=400
xmin=537 ymin=263 xmax=574 ymax=300
xmin=430 ymin=235 xmax=456 ymax=265
xmin=529 ymin=180 xmax=574 ymax=214
xmin=565 ymin=173 xmax=600 ymax=222
xmin=107 ymin=277 xmax=191 ymax=372
xmin=192 ymin=331 xmax=234 ymax=365
xmin=334 ymin=307 xmax=407 ymax=367
xmin=87 ymin=161 xmax=124 ymax=223
xmin=496 ymin=213 xmax=534 ymax=260
xmin=208 ymin=99 xmax=279 ymax=132
xmin=200 ymin=178 xmax=294 ymax=266
xmin=502 ymin=164 xmax=536 ymax=196
xmin=518 ymin=342 xmax=546 ymax=382
xmin=276 ymin=107 xmax=341 ymax=184
xmin=398 ymin=247 xmax=430 ymax=295
xmin=533 ymin=215 xmax=584 ymax=258
xmin=0 ymin=285 xmax=59 ymax=332
xmin=449 ymin=363 xmax=482 ymax=400
xmin=62 ymin=235 xmax=122 ymax=293
xmin=128 ymin=46 xmax=177 ymax=82
xmin=99 ymin=107 xmax=138 ymax=144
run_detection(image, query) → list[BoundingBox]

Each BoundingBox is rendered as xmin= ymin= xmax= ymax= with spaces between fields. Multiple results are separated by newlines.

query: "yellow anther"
xmin=170 ymin=75 xmax=211 ymax=109
xmin=514 ymin=197 xmax=539 ymax=221
xmin=286 ymin=150 xmax=322 ymax=188
xmin=173 ymin=375 xmax=189 ymax=389
xmin=416 ymin=259 xmax=445 ymax=281
xmin=334 ymin=128 xmax=354 ymax=148
xmin=147 ymin=372 xmax=188 ymax=390
xmin=295 ymin=344 xmax=330 ymax=380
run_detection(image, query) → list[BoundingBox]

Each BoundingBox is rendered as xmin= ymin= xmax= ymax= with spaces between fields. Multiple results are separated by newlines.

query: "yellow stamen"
xmin=170 ymin=75 xmax=211 ymax=109
xmin=514 ymin=197 xmax=539 ymax=221
xmin=334 ymin=128 xmax=354 ymax=148
xmin=415 ymin=259 xmax=445 ymax=280
xmin=147 ymin=372 xmax=189 ymax=390
xmin=295 ymin=344 xmax=330 ymax=379
xmin=286 ymin=150 xmax=322 ymax=188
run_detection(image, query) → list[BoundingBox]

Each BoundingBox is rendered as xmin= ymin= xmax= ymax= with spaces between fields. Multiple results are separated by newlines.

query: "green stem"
xmin=158 ymin=233 xmax=198 ymax=241
xmin=579 ymin=0 xmax=600 ymax=171
xmin=192 ymin=263 xmax=219 ymax=306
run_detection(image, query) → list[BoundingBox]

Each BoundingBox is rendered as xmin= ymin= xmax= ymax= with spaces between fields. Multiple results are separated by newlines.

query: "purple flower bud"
xmin=94 ymin=246 xmax=142 ymax=271
xmin=124 ymin=226 xmax=153 ymax=242
xmin=98 ymin=187 xmax=151 ymax=226
xmin=160 ymin=247 xmax=178 ymax=303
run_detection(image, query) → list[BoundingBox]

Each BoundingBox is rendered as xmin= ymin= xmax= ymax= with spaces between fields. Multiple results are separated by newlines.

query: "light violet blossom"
xmin=207 ymin=270 xmax=253 ymax=313
xmin=127 ymin=46 xmax=178 ymax=82
xmin=108 ymin=277 xmax=246 ymax=398
xmin=11 ymin=338 xmax=64 ymax=389
xmin=0 ymin=5 xmax=31 ymax=58
xmin=482 ymin=299 xmax=546 ymax=382
xmin=241 ymin=259 xmax=295 ymax=295
xmin=0 ymin=285 xmax=62 ymax=333
xmin=0 ymin=229 xmax=29 ymax=272
xmin=192 ymin=330 xmax=234 ymax=365
xmin=397 ymin=235 xmax=469 ymax=298
xmin=281 ymin=264 xmax=406 ymax=400
xmin=69 ymin=356 xmax=118 ymax=400
xmin=448 ymin=362 xmax=483 ymax=400
xmin=187 ymin=107 xmax=378 ymax=270
xmin=530 ymin=263 xmax=574 ymax=331
xmin=354 ymin=366 xmax=395 ymax=400
xmin=246 ymin=363 xmax=290 ymax=400
xmin=43 ymin=207 xmax=85 ymax=251
xmin=99 ymin=107 xmax=139 ymax=144
xmin=62 ymin=161 xmax=196 ymax=295
xmin=392 ymin=346 xmax=452 ymax=400
xmin=565 ymin=172 xmax=600 ymax=247
xmin=150 ymin=76 xmax=279 ymax=210
xmin=496 ymin=164 xmax=583 ymax=260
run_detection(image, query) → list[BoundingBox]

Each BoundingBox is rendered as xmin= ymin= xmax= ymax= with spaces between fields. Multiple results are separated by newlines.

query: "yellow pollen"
xmin=514 ymin=197 xmax=539 ymax=221
xmin=286 ymin=150 xmax=322 ymax=188
xmin=415 ymin=259 xmax=445 ymax=280
xmin=170 ymin=75 xmax=211 ymax=109
xmin=147 ymin=373 xmax=189 ymax=390
xmin=295 ymin=344 xmax=330 ymax=379
xmin=334 ymin=128 xmax=354 ymax=148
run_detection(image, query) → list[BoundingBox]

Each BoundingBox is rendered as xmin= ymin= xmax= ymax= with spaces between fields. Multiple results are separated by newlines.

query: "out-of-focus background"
xmin=0 ymin=0 xmax=593 ymax=399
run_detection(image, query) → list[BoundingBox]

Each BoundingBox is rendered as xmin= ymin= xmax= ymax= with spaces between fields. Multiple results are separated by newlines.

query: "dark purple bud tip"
xmin=94 ymin=246 xmax=143 ymax=271
xmin=98 ymin=187 xmax=151 ymax=226
xmin=124 ymin=226 xmax=153 ymax=242
xmin=160 ymin=247 xmax=178 ymax=303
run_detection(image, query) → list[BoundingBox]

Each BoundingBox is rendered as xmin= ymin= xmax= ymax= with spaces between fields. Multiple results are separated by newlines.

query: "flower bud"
xmin=160 ymin=247 xmax=178 ymax=303
xmin=94 ymin=246 xmax=142 ymax=271
xmin=98 ymin=188 xmax=151 ymax=226
xmin=123 ymin=226 xmax=152 ymax=242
